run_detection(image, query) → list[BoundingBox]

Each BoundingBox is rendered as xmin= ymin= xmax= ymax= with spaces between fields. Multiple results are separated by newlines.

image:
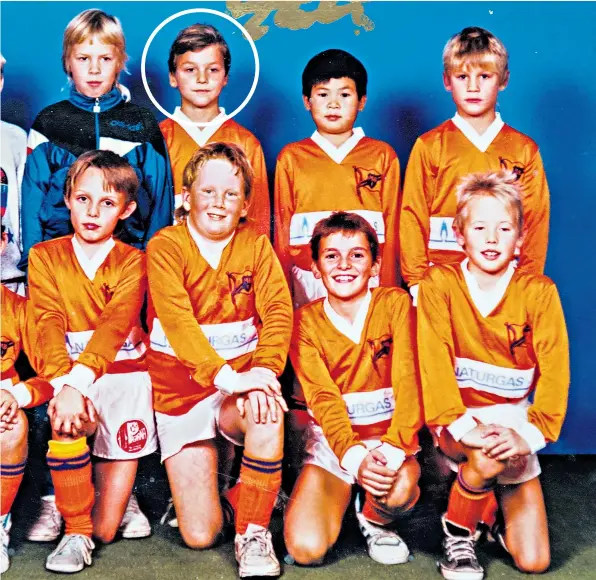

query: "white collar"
xmin=186 ymin=219 xmax=234 ymax=270
xmin=173 ymin=107 xmax=228 ymax=147
xmin=460 ymin=258 xmax=516 ymax=317
xmin=71 ymin=235 xmax=115 ymax=281
xmin=310 ymin=127 xmax=365 ymax=164
xmin=451 ymin=112 xmax=504 ymax=153
xmin=323 ymin=290 xmax=372 ymax=344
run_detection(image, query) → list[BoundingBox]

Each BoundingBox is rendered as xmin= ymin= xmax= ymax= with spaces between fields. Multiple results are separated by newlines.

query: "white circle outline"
xmin=141 ymin=8 xmax=259 ymax=128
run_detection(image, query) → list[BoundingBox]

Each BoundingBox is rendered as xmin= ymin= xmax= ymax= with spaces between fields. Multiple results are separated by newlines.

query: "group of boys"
xmin=0 ymin=8 xmax=569 ymax=580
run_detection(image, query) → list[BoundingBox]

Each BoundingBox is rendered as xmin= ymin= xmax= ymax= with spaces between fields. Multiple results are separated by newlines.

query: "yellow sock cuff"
xmin=48 ymin=437 xmax=88 ymax=458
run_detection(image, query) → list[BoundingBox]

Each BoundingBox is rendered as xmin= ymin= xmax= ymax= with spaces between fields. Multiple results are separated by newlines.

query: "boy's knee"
xmin=514 ymin=550 xmax=550 ymax=574
xmin=94 ymin=525 xmax=117 ymax=545
xmin=385 ymin=482 xmax=420 ymax=513
xmin=286 ymin=531 xmax=328 ymax=565
xmin=467 ymin=449 xmax=505 ymax=480
xmin=181 ymin=524 xmax=222 ymax=550
xmin=1 ymin=410 xmax=28 ymax=447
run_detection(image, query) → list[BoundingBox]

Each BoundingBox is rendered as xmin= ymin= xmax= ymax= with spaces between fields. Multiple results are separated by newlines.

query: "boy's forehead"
xmin=176 ymin=45 xmax=225 ymax=63
xmin=465 ymin=196 xmax=516 ymax=221
xmin=451 ymin=57 xmax=499 ymax=74
xmin=320 ymin=230 xmax=370 ymax=249
xmin=311 ymin=76 xmax=357 ymax=90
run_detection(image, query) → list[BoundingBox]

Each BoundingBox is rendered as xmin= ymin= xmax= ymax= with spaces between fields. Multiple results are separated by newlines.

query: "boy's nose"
xmin=87 ymin=204 xmax=100 ymax=217
xmin=197 ymin=69 xmax=208 ymax=84
xmin=89 ymin=59 xmax=100 ymax=74
xmin=467 ymin=77 xmax=480 ymax=91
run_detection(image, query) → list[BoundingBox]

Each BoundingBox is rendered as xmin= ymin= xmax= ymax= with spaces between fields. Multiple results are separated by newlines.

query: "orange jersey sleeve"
xmin=273 ymin=148 xmax=296 ymax=286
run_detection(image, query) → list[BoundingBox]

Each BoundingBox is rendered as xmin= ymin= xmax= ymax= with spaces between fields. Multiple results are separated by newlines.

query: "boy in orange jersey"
xmin=417 ymin=171 xmax=569 ymax=580
xmin=400 ymin=27 xmax=550 ymax=305
xmin=161 ymin=23 xmax=270 ymax=237
xmin=27 ymin=150 xmax=157 ymax=573
xmin=146 ymin=142 xmax=292 ymax=578
xmin=0 ymin=228 xmax=54 ymax=573
xmin=285 ymin=212 xmax=422 ymax=566
xmin=274 ymin=49 xmax=401 ymax=309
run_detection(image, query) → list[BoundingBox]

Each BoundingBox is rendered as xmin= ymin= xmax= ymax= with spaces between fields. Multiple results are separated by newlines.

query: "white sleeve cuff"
xmin=516 ymin=421 xmax=547 ymax=454
xmin=377 ymin=443 xmax=406 ymax=471
xmin=447 ymin=413 xmax=478 ymax=442
xmin=213 ymin=364 xmax=242 ymax=395
xmin=340 ymin=444 xmax=369 ymax=479
xmin=409 ymin=284 xmax=419 ymax=307
xmin=2 ymin=382 xmax=33 ymax=408
xmin=50 ymin=364 xmax=95 ymax=398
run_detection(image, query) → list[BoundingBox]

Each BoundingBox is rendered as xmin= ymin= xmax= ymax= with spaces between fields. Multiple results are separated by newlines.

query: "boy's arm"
xmin=251 ymin=237 xmax=293 ymax=375
xmin=399 ymin=138 xmax=436 ymax=290
xmin=273 ymin=151 xmax=296 ymax=285
xmin=290 ymin=314 xmax=366 ymax=475
xmin=381 ymin=293 xmax=423 ymax=456
xmin=27 ymin=247 xmax=73 ymax=381
xmin=147 ymin=234 xmax=228 ymax=386
xmin=247 ymin=141 xmax=271 ymax=239
xmin=140 ymin=113 xmax=174 ymax=245
xmin=521 ymin=283 xmax=570 ymax=452
xmin=380 ymin=153 xmax=400 ymax=287
xmin=517 ymin=150 xmax=550 ymax=275
xmin=72 ymin=251 xmax=146 ymax=384
xmin=417 ymin=272 xmax=472 ymax=439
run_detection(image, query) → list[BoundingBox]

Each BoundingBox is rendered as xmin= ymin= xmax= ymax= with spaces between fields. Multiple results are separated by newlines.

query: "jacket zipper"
xmin=93 ymin=98 xmax=100 ymax=149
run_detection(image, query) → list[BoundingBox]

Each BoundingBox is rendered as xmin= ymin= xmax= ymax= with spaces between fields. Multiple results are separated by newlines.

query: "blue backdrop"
xmin=2 ymin=1 xmax=595 ymax=453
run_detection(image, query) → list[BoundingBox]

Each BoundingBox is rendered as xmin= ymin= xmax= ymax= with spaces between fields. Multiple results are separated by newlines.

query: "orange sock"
xmin=446 ymin=467 xmax=494 ymax=534
xmin=480 ymin=490 xmax=498 ymax=528
xmin=47 ymin=438 xmax=94 ymax=537
xmin=362 ymin=492 xmax=397 ymax=526
xmin=235 ymin=454 xmax=282 ymax=535
xmin=1 ymin=460 xmax=26 ymax=516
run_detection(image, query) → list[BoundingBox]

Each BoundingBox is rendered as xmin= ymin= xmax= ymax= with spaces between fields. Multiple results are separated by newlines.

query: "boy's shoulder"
xmin=31 ymin=235 xmax=73 ymax=257
xmin=1 ymin=120 xmax=27 ymax=144
xmin=147 ymin=223 xmax=187 ymax=250
xmin=370 ymin=286 xmax=411 ymax=308
xmin=278 ymin=133 xmax=396 ymax=160
xmin=218 ymin=118 xmax=262 ymax=146
xmin=421 ymin=262 xmax=463 ymax=287
xmin=511 ymin=269 xmax=557 ymax=296
xmin=294 ymin=297 xmax=326 ymax=326
xmin=32 ymin=100 xmax=76 ymax=130
xmin=112 ymin=238 xmax=145 ymax=262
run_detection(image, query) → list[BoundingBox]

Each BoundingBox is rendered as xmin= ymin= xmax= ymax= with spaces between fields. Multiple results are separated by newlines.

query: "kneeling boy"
xmin=417 ymin=171 xmax=569 ymax=579
xmin=285 ymin=212 xmax=422 ymax=566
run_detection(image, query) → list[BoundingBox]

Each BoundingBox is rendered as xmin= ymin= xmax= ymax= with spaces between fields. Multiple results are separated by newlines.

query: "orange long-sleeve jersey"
xmin=28 ymin=236 xmax=148 ymax=382
xmin=290 ymin=288 xmax=422 ymax=464
xmin=146 ymin=221 xmax=293 ymax=416
xmin=1 ymin=285 xmax=53 ymax=407
xmin=274 ymin=133 xmax=401 ymax=304
xmin=160 ymin=117 xmax=271 ymax=238
xmin=417 ymin=264 xmax=569 ymax=446
xmin=400 ymin=119 xmax=550 ymax=286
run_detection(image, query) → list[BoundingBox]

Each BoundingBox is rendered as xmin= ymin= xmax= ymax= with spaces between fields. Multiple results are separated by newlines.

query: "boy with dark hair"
xmin=161 ymin=23 xmax=270 ymax=237
xmin=400 ymin=26 xmax=550 ymax=305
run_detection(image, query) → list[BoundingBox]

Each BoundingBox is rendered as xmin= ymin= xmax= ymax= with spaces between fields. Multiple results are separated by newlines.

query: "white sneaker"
xmin=27 ymin=496 xmax=62 ymax=542
xmin=1 ymin=514 xmax=12 ymax=574
xmin=355 ymin=494 xmax=410 ymax=565
xmin=45 ymin=534 xmax=95 ymax=573
xmin=235 ymin=523 xmax=280 ymax=578
xmin=159 ymin=497 xmax=179 ymax=528
xmin=118 ymin=494 xmax=151 ymax=539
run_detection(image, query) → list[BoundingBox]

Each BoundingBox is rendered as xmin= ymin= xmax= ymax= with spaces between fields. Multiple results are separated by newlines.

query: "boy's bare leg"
xmin=498 ymin=477 xmax=550 ymax=573
xmin=165 ymin=440 xmax=223 ymax=549
xmin=284 ymin=464 xmax=352 ymax=565
xmin=92 ymin=460 xmax=138 ymax=543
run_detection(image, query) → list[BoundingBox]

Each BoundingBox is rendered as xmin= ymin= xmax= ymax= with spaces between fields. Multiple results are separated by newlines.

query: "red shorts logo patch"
xmin=117 ymin=420 xmax=148 ymax=454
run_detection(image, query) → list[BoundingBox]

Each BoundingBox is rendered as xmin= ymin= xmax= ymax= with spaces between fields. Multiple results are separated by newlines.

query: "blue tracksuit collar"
xmin=69 ymin=86 xmax=123 ymax=112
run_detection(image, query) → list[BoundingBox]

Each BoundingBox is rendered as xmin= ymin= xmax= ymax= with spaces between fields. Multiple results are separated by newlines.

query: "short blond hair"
xmin=443 ymin=26 xmax=508 ymax=83
xmin=453 ymin=171 xmax=523 ymax=233
xmin=175 ymin=142 xmax=253 ymax=223
xmin=62 ymin=9 xmax=127 ymax=76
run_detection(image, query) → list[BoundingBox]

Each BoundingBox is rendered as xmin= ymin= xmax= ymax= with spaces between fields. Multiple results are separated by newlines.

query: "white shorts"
xmin=437 ymin=402 xmax=541 ymax=485
xmin=88 ymin=371 xmax=157 ymax=460
xmin=156 ymin=391 xmax=244 ymax=462
xmin=304 ymin=422 xmax=381 ymax=486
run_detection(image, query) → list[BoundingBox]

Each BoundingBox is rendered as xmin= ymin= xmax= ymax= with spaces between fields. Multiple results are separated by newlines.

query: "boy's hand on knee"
xmin=482 ymin=427 xmax=531 ymax=460
xmin=48 ymin=385 xmax=89 ymax=435
xmin=237 ymin=390 xmax=287 ymax=423
xmin=0 ymin=390 xmax=18 ymax=429
xmin=358 ymin=449 xmax=398 ymax=497
xmin=235 ymin=367 xmax=283 ymax=397
xmin=460 ymin=424 xmax=497 ymax=449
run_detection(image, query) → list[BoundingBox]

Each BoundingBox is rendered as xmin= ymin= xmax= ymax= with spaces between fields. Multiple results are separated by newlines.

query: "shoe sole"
xmin=27 ymin=533 xmax=61 ymax=542
xmin=369 ymin=551 xmax=410 ymax=565
xmin=238 ymin=566 xmax=280 ymax=578
xmin=120 ymin=529 xmax=152 ymax=539
xmin=45 ymin=562 xmax=86 ymax=574
xmin=438 ymin=563 xmax=484 ymax=580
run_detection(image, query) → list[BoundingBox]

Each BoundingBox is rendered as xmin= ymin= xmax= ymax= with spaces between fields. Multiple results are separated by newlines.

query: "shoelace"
xmin=160 ymin=499 xmax=175 ymax=525
xmin=241 ymin=531 xmax=271 ymax=560
xmin=55 ymin=535 xmax=94 ymax=565
xmin=444 ymin=535 xmax=478 ymax=564
xmin=367 ymin=526 xmax=403 ymax=547
xmin=127 ymin=495 xmax=142 ymax=515
xmin=38 ymin=502 xmax=61 ymax=528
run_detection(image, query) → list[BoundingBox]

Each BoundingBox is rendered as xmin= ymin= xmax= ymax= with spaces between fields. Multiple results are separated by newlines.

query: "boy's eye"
xmin=184 ymin=67 xmax=195 ymax=73
xmin=76 ymin=195 xmax=88 ymax=202
xmin=352 ymin=252 xmax=364 ymax=259
xmin=210 ymin=67 xmax=220 ymax=73
xmin=317 ymin=92 xmax=328 ymax=98
xmin=225 ymin=191 xmax=239 ymax=198
xmin=102 ymin=56 xmax=113 ymax=62
xmin=78 ymin=57 xmax=88 ymax=62
xmin=103 ymin=200 xmax=115 ymax=207
xmin=324 ymin=252 xmax=338 ymax=260
xmin=474 ymin=226 xmax=485 ymax=231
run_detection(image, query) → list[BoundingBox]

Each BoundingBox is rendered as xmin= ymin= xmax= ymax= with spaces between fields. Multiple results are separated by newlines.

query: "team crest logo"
xmin=353 ymin=166 xmax=383 ymax=201
xmin=116 ymin=419 xmax=148 ymax=454
xmin=505 ymin=322 xmax=532 ymax=357
xmin=367 ymin=334 xmax=393 ymax=372
xmin=101 ymin=282 xmax=114 ymax=302
xmin=499 ymin=157 xmax=526 ymax=181
xmin=227 ymin=270 xmax=254 ymax=304
xmin=1 ymin=338 xmax=15 ymax=358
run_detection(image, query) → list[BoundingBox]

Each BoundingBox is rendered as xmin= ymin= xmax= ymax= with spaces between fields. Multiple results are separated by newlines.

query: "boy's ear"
xmin=169 ymin=72 xmax=178 ymax=89
xmin=454 ymin=225 xmax=466 ymax=249
xmin=358 ymin=95 xmax=367 ymax=112
xmin=499 ymin=70 xmax=510 ymax=91
xmin=515 ymin=228 xmax=525 ymax=254
xmin=64 ymin=194 xmax=72 ymax=210
xmin=182 ymin=187 xmax=192 ymax=212
xmin=311 ymin=260 xmax=322 ymax=280
xmin=240 ymin=197 xmax=250 ymax=219
xmin=303 ymin=95 xmax=312 ymax=111
xmin=370 ymin=256 xmax=380 ymax=279
xmin=443 ymin=72 xmax=453 ymax=92
xmin=120 ymin=201 xmax=137 ymax=221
